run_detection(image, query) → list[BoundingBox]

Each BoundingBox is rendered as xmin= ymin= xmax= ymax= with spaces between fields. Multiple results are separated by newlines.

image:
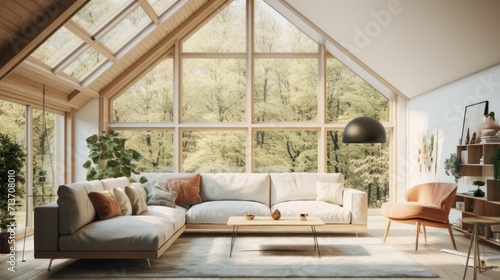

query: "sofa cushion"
xmin=316 ymin=181 xmax=343 ymax=205
xmin=100 ymin=176 xmax=130 ymax=191
xmin=186 ymin=201 xmax=271 ymax=224
xmin=272 ymin=201 xmax=351 ymax=224
xmin=58 ymin=215 xmax=173 ymax=252
xmin=167 ymin=174 xmax=202 ymax=206
xmin=270 ymin=173 xmax=344 ymax=205
xmin=130 ymin=182 xmax=148 ymax=202
xmin=147 ymin=186 xmax=177 ymax=208
xmin=57 ymin=180 xmax=104 ymax=235
xmin=125 ymin=186 xmax=148 ymax=215
xmin=146 ymin=205 xmax=187 ymax=233
xmin=88 ymin=190 xmax=121 ymax=220
xmin=200 ymin=173 xmax=270 ymax=205
xmin=112 ymin=188 xmax=132 ymax=216
xmin=132 ymin=173 xmax=194 ymax=198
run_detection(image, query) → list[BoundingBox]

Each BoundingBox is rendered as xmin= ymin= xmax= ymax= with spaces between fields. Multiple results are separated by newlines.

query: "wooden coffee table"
xmin=227 ymin=216 xmax=325 ymax=258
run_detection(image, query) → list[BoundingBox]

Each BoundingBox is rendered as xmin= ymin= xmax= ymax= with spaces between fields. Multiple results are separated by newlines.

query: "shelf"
xmin=451 ymin=225 xmax=500 ymax=247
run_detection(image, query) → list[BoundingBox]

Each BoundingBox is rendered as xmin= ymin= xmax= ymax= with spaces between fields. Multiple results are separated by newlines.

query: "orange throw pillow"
xmin=88 ymin=190 xmax=121 ymax=220
xmin=167 ymin=174 xmax=202 ymax=206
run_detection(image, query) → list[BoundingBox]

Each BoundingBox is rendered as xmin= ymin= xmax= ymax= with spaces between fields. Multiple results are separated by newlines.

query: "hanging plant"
xmin=444 ymin=153 xmax=460 ymax=183
xmin=83 ymin=130 xmax=147 ymax=183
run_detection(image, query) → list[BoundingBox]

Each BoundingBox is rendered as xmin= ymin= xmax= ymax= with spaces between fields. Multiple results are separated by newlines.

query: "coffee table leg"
xmin=311 ymin=226 xmax=321 ymax=258
xmin=230 ymin=226 xmax=239 ymax=257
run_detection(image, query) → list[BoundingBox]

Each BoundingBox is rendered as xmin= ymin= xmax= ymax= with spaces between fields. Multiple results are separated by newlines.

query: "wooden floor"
xmin=1 ymin=216 xmax=500 ymax=280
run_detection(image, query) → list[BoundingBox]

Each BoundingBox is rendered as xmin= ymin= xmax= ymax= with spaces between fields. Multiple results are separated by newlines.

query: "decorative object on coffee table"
xmin=473 ymin=180 xmax=485 ymax=197
xmin=245 ymin=214 xmax=255 ymax=220
xmin=271 ymin=209 xmax=281 ymax=220
xmin=300 ymin=213 xmax=308 ymax=221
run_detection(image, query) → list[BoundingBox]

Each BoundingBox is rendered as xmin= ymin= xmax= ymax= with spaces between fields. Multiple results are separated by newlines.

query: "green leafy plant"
xmin=83 ymin=130 xmax=147 ymax=183
xmin=473 ymin=180 xmax=485 ymax=187
xmin=473 ymin=180 xmax=485 ymax=197
xmin=493 ymin=148 xmax=500 ymax=180
xmin=444 ymin=153 xmax=460 ymax=183
xmin=0 ymin=133 xmax=26 ymax=232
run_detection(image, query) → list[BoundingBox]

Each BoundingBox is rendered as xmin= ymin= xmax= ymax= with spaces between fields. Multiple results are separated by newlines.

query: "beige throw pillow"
xmin=125 ymin=186 xmax=148 ymax=215
xmin=112 ymin=188 xmax=132 ymax=215
xmin=316 ymin=181 xmax=344 ymax=205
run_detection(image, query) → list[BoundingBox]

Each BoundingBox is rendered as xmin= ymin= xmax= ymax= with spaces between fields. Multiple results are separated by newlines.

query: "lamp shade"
xmin=342 ymin=117 xmax=387 ymax=143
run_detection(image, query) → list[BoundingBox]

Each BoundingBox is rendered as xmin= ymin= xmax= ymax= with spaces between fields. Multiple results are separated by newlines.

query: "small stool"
xmin=462 ymin=217 xmax=500 ymax=280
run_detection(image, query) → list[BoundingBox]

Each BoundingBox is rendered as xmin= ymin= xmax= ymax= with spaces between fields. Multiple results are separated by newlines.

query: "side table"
xmin=462 ymin=217 xmax=500 ymax=280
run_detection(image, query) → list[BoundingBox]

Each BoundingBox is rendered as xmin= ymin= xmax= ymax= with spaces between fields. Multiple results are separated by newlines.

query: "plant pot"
xmin=0 ymin=233 xmax=10 ymax=254
xmin=473 ymin=188 xmax=485 ymax=197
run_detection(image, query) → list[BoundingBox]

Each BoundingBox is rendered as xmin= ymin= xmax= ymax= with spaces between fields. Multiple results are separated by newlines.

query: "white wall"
xmin=407 ymin=64 xmax=500 ymax=195
xmin=73 ymin=98 xmax=99 ymax=182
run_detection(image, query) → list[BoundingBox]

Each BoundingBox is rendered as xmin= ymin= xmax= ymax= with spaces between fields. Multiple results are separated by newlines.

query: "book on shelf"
xmin=481 ymin=135 xmax=500 ymax=143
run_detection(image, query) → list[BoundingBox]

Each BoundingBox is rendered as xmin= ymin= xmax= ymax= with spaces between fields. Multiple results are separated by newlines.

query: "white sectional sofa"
xmin=34 ymin=172 xmax=367 ymax=269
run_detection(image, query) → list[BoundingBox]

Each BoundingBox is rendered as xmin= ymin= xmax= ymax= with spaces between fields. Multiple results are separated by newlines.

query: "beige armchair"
xmin=381 ymin=182 xmax=458 ymax=250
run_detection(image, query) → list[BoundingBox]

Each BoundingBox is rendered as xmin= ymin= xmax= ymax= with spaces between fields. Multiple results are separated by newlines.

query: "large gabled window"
xmin=108 ymin=0 xmax=392 ymax=208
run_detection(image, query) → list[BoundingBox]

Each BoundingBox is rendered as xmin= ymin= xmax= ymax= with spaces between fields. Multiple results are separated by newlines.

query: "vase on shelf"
xmin=474 ymin=187 xmax=485 ymax=197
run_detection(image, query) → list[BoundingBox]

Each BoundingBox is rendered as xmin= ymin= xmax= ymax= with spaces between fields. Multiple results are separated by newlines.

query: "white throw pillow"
xmin=316 ymin=181 xmax=343 ymax=205
xmin=112 ymin=187 xmax=132 ymax=216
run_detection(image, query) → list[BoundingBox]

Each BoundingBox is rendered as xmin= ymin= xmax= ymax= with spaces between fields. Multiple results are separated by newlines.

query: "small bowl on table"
xmin=245 ymin=214 xmax=255 ymax=220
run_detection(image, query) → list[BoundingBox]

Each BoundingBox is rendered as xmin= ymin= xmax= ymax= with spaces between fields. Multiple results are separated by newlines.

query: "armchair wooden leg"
xmin=423 ymin=225 xmax=427 ymax=243
xmin=383 ymin=220 xmax=391 ymax=243
xmin=415 ymin=221 xmax=421 ymax=250
xmin=447 ymin=223 xmax=457 ymax=250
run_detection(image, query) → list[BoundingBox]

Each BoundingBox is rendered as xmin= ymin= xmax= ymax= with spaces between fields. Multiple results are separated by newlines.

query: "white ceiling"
xmin=284 ymin=0 xmax=500 ymax=99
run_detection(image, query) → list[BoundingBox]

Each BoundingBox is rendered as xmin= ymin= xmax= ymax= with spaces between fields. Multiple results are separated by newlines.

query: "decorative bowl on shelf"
xmin=245 ymin=214 xmax=255 ymax=220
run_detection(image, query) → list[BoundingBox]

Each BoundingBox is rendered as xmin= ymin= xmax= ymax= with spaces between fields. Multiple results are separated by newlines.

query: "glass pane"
xmin=327 ymin=58 xmax=389 ymax=122
xmin=183 ymin=59 xmax=246 ymax=122
xmin=113 ymin=59 xmax=173 ymax=122
xmin=182 ymin=130 xmax=246 ymax=172
xmin=183 ymin=0 xmax=246 ymax=52
xmin=148 ymin=0 xmax=177 ymax=15
xmin=121 ymin=130 xmax=174 ymax=172
xmin=0 ymin=100 xmax=26 ymax=228
xmin=254 ymin=130 xmax=317 ymax=172
xmin=72 ymin=0 xmax=131 ymax=35
xmin=326 ymin=130 xmax=389 ymax=208
xmin=254 ymin=59 xmax=318 ymax=122
xmin=32 ymin=109 xmax=57 ymax=209
xmin=30 ymin=26 xmax=83 ymax=67
xmin=102 ymin=7 xmax=151 ymax=53
xmin=63 ymin=47 xmax=106 ymax=80
xmin=254 ymin=0 xmax=317 ymax=53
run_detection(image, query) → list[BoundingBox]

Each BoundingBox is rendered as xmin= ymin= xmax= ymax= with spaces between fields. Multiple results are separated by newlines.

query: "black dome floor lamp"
xmin=342 ymin=116 xmax=387 ymax=143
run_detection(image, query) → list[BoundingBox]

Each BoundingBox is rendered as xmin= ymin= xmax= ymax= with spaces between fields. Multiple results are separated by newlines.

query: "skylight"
xmin=28 ymin=0 xmax=181 ymax=83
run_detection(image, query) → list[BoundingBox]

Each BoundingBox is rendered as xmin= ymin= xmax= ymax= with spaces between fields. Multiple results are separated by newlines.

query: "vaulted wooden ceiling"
xmin=0 ymin=0 xmax=226 ymax=113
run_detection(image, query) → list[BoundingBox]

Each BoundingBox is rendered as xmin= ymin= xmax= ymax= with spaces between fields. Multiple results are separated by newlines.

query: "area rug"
xmin=51 ymin=233 xmax=438 ymax=278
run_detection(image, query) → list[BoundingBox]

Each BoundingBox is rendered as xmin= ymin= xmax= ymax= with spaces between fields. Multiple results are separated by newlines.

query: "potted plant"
xmin=444 ymin=153 xmax=460 ymax=183
xmin=473 ymin=180 xmax=485 ymax=197
xmin=83 ymin=130 xmax=147 ymax=183
xmin=0 ymin=133 xmax=26 ymax=253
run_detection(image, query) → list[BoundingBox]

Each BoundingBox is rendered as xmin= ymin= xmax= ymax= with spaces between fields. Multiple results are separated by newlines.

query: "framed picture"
xmin=461 ymin=101 xmax=488 ymax=145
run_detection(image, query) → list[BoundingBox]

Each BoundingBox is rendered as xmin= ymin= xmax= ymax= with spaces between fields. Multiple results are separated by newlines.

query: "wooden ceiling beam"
xmin=1 ymin=75 xmax=79 ymax=110
xmin=100 ymin=0 xmax=228 ymax=98
xmin=0 ymin=0 xmax=90 ymax=81
xmin=0 ymin=88 xmax=69 ymax=114
xmin=18 ymin=59 xmax=99 ymax=99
